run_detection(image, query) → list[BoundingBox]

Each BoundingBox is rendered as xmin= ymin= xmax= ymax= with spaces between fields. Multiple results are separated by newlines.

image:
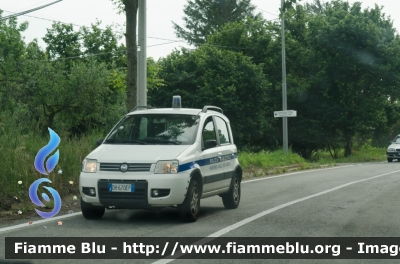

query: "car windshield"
xmin=394 ymin=137 xmax=400 ymax=144
xmin=104 ymin=114 xmax=200 ymax=145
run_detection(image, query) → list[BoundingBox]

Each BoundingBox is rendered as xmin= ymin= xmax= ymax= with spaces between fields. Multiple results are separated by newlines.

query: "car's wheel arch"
xmin=189 ymin=169 xmax=203 ymax=197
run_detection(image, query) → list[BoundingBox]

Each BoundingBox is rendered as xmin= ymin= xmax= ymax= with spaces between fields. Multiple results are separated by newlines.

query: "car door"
xmin=213 ymin=115 xmax=236 ymax=190
xmin=200 ymin=116 xmax=224 ymax=193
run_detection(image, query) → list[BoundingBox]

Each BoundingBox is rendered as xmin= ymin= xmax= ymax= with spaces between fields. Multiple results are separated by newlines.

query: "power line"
xmin=1 ymin=10 xmax=249 ymax=50
xmin=31 ymin=37 xmax=251 ymax=62
xmin=2 ymin=8 xmax=278 ymax=56
xmin=0 ymin=0 xmax=63 ymax=21
xmin=1 ymin=9 xmax=179 ymax=42
xmin=1 ymin=9 xmax=83 ymax=27
xmin=257 ymin=8 xmax=279 ymax=17
xmin=13 ymin=0 xmax=55 ymax=13
xmin=33 ymin=41 xmax=184 ymax=61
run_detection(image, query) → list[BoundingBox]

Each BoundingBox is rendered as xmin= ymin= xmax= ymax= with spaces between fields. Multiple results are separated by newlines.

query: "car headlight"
xmin=155 ymin=160 xmax=179 ymax=174
xmin=388 ymin=148 xmax=396 ymax=152
xmin=82 ymin=159 xmax=97 ymax=172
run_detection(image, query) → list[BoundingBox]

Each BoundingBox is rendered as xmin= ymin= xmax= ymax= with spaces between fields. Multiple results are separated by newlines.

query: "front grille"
xmin=100 ymin=163 xmax=151 ymax=172
xmin=98 ymin=179 xmax=149 ymax=209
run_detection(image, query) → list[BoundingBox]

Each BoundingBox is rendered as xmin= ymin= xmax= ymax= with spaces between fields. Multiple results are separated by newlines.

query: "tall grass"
xmin=239 ymin=150 xmax=308 ymax=170
xmin=0 ymin=121 xmax=103 ymax=210
xmin=312 ymin=144 xmax=387 ymax=163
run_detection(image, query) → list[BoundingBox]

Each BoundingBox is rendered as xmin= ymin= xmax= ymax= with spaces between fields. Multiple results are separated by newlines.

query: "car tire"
xmin=388 ymin=158 xmax=393 ymax=162
xmin=222 ymin=172 xmax=241 ymax=209
xmin=178 ymin=179 xmax=200 ymax=222
xmin=81 ymin=198 xmax=105 ymax=220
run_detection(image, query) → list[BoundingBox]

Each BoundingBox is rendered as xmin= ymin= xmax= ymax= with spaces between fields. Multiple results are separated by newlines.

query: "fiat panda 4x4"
xmin=79 ymin=96 xmax=242 ymax=222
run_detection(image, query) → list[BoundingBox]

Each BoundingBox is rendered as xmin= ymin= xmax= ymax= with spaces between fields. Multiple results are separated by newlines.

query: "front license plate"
xmin=108 ymin=183 xmax=135 ymax=192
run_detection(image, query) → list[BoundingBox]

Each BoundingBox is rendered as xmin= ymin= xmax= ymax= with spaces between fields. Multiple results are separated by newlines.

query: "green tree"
xmin=146 ymin=57 xmax=165 ymax=92
xmin=80 ymin=20 xmax=125 ymax=67
xmin=19 ymin=57 xmax=126 ymax=135
xmin=208 ymin=13 xmax=319 ymax=155
xmin=43 ymin=22 xmax=81 ymax=59
xmin=172 ymin=0 xmax=260 ymax=45
xmin=208 ymin=0 xmax=400 ymax=158
xmin=111 ymin=0 xmax=138 ymax=111
xmin=149 ymin=46 xmax=271 ymax=147
xmin=0 ymin=12 xmax=28 ymax=114
xmin=305 ymin=0 xmax=400 ymax=156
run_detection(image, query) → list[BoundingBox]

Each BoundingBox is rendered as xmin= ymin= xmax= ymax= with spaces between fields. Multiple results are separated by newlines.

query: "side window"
xmin=215 ymin=116 xmax=231 ymax=144
xmin=202 ymin=117 xmax=216 ymax=145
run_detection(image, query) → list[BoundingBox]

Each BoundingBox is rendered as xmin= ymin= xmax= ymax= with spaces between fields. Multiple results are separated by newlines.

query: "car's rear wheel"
xmin=222 ymin=172 xmax=241 ymax=209
xmin=388 ymin=158 xmax=393 ymax=162
xmin=178 ymin=179 xmax=200 ymax=222
xmin=81 ymin=198 xmax=105 ymax=220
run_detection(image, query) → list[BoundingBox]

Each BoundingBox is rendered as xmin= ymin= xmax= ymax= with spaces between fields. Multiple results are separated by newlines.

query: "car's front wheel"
xmin=222 ymin=172 xmax=241 ymax=209
xmin=178 ymin=179 xmax=200 ymax=222
xmin=388 ymin=158 xmax=393 ymax=162
xmin=81 ymin=198 xmax=105 ymax=220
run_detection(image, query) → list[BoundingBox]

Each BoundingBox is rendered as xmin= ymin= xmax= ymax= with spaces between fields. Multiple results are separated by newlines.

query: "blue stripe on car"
xmin=177 ymin=152 xmax=238 ymax=172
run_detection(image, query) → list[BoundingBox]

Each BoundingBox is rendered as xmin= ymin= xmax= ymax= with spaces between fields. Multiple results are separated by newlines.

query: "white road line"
xmin=0 ymin=212 xmax=82 ymax=233
xmin=0 ymin=164 xmax=355 ymax=234
xmin=152 ymin=169 xmax=400 ymax=264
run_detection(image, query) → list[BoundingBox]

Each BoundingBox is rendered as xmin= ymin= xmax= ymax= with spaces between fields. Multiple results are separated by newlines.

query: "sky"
xmin=1 ymin=0 xmax=400 ymax=61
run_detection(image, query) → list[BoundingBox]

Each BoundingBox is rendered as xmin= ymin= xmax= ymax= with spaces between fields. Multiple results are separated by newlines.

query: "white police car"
xmin=387 ymin=135 xmax=400 ymax=162
xmin=79 ymin=96 xmax=242 ymax=222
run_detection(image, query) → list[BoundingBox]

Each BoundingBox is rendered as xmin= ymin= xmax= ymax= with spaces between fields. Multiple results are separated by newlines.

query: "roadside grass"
xmin=238 ymin=145 xmax=387 ymax=179
xmin=238 ymin=150 xmax=335 ymax=179
xmin=0 ymin=123 xmax=103 ymax=212
xmin=312 ymin=146 xmax=387 ymax=164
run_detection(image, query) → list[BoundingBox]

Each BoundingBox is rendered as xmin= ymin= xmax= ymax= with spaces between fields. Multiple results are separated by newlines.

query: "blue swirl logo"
xmin=29 ymin=178 xmax=61 ymax=218
xmin=34 ymin=128 xmax=60 ymax=175
xmin=29 ymin=128 xmax=62 ymax=218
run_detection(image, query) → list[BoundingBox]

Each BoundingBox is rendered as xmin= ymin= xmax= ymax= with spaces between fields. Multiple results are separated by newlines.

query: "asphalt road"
xmin=1 ymin=162 xmax=400 ymax=264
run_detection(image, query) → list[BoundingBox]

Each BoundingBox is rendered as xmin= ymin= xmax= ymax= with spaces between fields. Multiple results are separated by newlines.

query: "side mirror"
xmin=203 ymin=139 xmax=217 ymax=150
xmin=389 ymin=141 xmax=393 ymax=145
xmin=97 ymin=138 xmax=104 ymax=147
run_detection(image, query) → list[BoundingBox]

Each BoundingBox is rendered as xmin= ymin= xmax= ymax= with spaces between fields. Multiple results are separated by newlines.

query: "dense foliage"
xmin=1 ymin=0 xmax=400 ymax=159
xmin=157 ymin=0 xmax=400 ymax=157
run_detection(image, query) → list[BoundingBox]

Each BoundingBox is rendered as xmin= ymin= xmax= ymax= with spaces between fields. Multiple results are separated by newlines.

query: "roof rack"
xmin=202 ymin=106 xmax=223 ymax=114
xmin=130 ymin=106 xmax=156 ymax=112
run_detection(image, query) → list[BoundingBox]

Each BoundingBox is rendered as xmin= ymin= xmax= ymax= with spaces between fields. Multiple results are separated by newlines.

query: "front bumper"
xmin=79 ymin=171 xmax=190 ymax=209
xmin=386 ymin=152 xmax=400 ymax=159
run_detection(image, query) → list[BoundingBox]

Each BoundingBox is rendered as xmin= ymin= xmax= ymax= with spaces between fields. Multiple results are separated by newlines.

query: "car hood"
xmin=388 ymin=144 xmax=400 ymax=150
xmin=86 ymin=144 xmax=191 ymax=163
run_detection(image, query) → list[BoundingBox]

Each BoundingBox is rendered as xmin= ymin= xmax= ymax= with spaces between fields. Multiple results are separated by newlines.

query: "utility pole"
xmin=281 ymin=0 xmax=288 ymax=154
xmin=137 ymin=0 xmax=147 ymax=106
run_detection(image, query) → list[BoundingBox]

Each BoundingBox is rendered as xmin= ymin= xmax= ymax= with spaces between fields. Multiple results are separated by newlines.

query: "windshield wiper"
xmin=104 ymin=139 xmax=147 ymax=145
xmin=142 ymin=138 xmax=181 ymax=145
